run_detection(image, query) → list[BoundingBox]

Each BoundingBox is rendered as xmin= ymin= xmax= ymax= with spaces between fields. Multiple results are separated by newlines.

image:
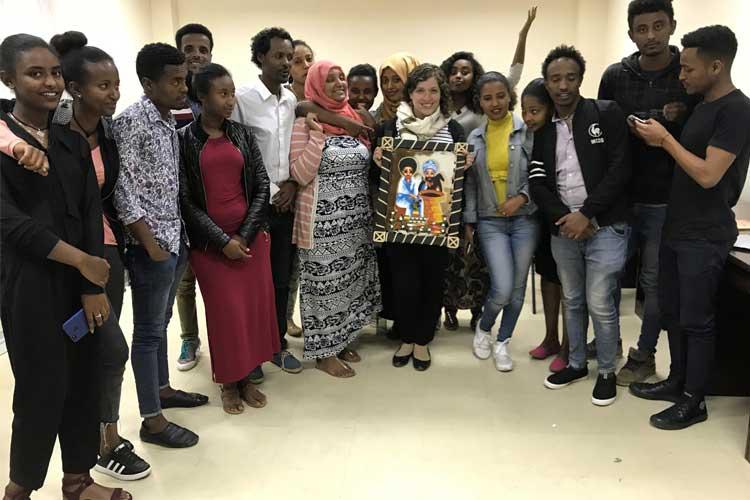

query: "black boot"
xmin=629 ymin=377 xmax=684 ymax=403
xmin=469 ymin=307 xmax=482 ymax=331
xmin=650 ymin=393 xmax=708 ymax=430
xmin=443 ymin=308 xmax=458 ymax=331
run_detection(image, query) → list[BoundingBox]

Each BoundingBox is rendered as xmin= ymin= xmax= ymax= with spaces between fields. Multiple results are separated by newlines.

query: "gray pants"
xmin=100 ymin=245 xmax=129 ymax=423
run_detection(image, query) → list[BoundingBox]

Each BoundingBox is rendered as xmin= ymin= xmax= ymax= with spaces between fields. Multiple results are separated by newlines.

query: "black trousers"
xmin=376 ymin=246 xmax=396 ymax=321
xmin=269 ymin=209 xmax=296 ymax=350
xmin=659 ymin=238 xmax=732 ymax=398
xmin=387 ymin=243 xmax=449 ymax=346
xmin=4 ymin=301 xmax=101 ymax=490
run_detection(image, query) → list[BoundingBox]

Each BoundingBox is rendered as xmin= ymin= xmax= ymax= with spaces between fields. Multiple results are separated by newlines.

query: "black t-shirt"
xmin=664 ymin=89 xmax=750 ymax=242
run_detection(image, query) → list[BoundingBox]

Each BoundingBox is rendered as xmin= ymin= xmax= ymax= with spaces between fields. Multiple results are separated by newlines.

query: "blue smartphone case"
xmin=62 ymin=308 xmax=89 ymax=343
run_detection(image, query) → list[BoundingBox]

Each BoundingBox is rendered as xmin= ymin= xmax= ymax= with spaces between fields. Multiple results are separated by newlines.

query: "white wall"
xmin=1 ymin=0 xmax=749 ymax=196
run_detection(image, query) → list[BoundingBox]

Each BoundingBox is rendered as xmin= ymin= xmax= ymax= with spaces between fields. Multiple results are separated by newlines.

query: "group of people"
xmin=1 ymin=0 xmax=749 ymax=498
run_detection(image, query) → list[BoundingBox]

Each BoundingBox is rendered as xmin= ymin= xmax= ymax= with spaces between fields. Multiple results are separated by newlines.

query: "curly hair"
xmin=251 ymin=27 xmax=293 ymax=68
xmin=136 ymin=42 xmax=185 ymax=82
xmin=175 ymin=23 xmax=214 ymax=51
xmin=472 ymin=71 xmax=517 ymax=114
xmin=541 ymin=45 xmax=586 ymax=79
xmin=404 ymin=63 xmax=453 ymax=118
xmin=440 ymin=51 xmax=485 ymax=113
xmin=682 ymin=25 xmax=738 ymax=65
xmin=627 ymin=0 xmax=674 ymax=29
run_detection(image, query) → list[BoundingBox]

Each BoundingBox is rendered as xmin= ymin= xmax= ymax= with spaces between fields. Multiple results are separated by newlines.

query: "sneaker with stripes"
xmin=94 ymin=442 xmax=151 ymax=481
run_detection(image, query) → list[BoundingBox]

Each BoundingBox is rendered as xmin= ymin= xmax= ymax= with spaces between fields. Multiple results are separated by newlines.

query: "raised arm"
xmin=508 ymin=6 xmax=538 ymax=87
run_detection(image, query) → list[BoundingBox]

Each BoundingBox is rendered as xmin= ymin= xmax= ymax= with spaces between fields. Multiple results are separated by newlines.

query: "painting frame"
xmin=372 ymin=137 xmax=473 ymax=249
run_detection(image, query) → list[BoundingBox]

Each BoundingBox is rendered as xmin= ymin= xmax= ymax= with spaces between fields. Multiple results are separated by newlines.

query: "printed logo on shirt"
xmin=588 ymin=123 xmax=604 ymax=144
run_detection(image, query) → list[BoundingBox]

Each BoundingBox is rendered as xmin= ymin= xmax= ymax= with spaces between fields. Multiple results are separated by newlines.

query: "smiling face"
xmin=71 ymin=59 xmax=120 ymax=117
xmin=448 ymin=58 xmax=474 ymax=94
xmin=629 ymin=11 xmax=675 ymax=58
xmin=409 ymin=76 xmax=440 ymax=118
xmin=521 ymin=94 xmax=551 ymax=132
xmin=2 ymin=47 xmax=65 ymax=114
xmin=200 ymin=74 xmax=236 ymax=120
xmin=544 ymin=57 xmax=582 ymax=110
xmin=324 ymin=67 xmax=347 ymax=102
xmin=260 ymin=37 xmax=293 ymax=87
xmin=290 ymin=44 xmax=313 ymax=86
xmin=478 ymin=80 xmax=511 ymax=121
xmin=380 ymin=67 xmax=404 ymax=104
xmin=348 ymin=75 xmax=377 ymax=110
xmin=180 ymin=33 xmax=212 ymax=73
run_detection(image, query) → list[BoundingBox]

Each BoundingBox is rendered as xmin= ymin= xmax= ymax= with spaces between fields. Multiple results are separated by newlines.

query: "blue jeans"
xmin=126 ymin=243 xmax=188 ymax=418
xmin=552 ymin=223 xmax=630 ymax=374
xmin=477 ymin=215 xmax=539 ymax=341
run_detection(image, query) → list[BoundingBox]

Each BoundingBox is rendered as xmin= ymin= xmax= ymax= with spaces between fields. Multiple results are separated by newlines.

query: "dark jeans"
xmin=615 ymin=204 xmax=666 ymax=353
xmin=387 ymin=243 xmax=449 ymax=346
xmin=100 ymin=245 xmax=129 ymax=424
xmin=659 ymin=238 xmax=732 ymax=398
xmin=270 ymin=210 xmax=295 ymax=350
xmin=126 ymin=243 xmax=188 ymax=417
xmin=5 ymin=309 xmax=100 ymax=490
xmin=176 ymin=263 xmax=200 ymax=343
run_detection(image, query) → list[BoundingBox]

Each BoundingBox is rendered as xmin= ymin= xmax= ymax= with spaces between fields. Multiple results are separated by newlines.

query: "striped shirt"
xmin=289 ymin=118 xmax=327 ymax=249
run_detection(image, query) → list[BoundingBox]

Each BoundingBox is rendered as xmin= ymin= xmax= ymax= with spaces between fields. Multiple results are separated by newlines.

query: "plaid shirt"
xmin=598 ymin=47 xmax=696 ymax=204
xmin=112 ymin=96 xmax=183 ymax=254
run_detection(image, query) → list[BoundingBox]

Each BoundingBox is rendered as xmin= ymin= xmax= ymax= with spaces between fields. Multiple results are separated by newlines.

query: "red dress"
xmin=189 ymin=136 xmax=280 ymax=383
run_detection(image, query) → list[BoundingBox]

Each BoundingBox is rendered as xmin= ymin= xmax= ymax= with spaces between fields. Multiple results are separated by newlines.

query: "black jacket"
xmin=598 ymin=47 xmax=696 ymax=204
xmin=52 ymin=100 xmax=126 ymax=254
xmin=0 ymin=100 xmax=104 ymax=337
xmin=178 ymin=117 xmax=270 ymax=252
xmin=529 ymin=97 xmax=631 ymax=234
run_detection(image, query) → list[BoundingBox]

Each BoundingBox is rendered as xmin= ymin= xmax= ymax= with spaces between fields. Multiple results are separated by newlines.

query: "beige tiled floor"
xmin=1 ymin=287 xmax=749 ymax=499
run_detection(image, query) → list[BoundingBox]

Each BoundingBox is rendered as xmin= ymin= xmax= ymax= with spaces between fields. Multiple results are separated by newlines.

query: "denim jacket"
xmin=464 ymin=113 xmax=536 ymax=223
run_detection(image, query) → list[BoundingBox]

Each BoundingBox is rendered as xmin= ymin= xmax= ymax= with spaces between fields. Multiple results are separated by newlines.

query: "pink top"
xmin=92 ymin=146 xmax=117 ymax=246
xmin=0 ymin=119 xmax=23 ymax=158
xmin=289 ymin=118 xmax=326 ymax=249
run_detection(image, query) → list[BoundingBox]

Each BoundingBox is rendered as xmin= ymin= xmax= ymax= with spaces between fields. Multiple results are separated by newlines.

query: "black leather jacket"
xmin=178 ymin=116 xmax=270 ymax=252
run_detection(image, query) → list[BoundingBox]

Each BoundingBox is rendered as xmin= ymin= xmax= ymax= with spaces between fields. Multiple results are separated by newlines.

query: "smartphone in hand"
xmin=627 ymin=114 xmax=648 ymax=125
xmin=62 ymin=308 xmax=90 ymax=342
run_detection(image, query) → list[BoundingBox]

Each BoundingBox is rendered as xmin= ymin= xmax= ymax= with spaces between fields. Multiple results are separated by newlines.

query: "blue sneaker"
xmin=177 ymin=340 xmax=201 ymax=372
xmin=271 ymin=350 xmax=303 ymax=373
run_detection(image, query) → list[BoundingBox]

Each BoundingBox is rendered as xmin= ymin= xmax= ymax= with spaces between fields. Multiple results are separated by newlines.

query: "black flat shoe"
xmin=629 ymin=378 xmax=683 ymax=403
xmin=413 ymin=348 xmax=431 ymax=371
xmin=392 ymin=347 xmax=413 ymax=368
xmin=160 ymin=390 xmax=209 ymax=409
xmin=650 ymin=395 xmax=708 ymax=430
xmin=139 ymin=422 xmax=199 ymax=448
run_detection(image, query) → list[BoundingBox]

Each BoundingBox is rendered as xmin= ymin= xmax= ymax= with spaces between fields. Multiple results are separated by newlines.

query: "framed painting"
xmin=372 ymin=136 xmax=473 ymax=249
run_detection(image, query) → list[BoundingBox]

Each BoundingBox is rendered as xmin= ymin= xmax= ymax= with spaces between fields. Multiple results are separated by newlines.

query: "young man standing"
xmin=114 ymin=43 xmax=208 ymax=449
xmin=597 ymin=0 xmax=695 ymax=385
xmin=232 ymin=27 xmax=303 ymax=378
xmin=530 ymin=45 xmax=631 ymax=407
xmin=632 ymin=25 xmax=750 ymax=429
xmin=172 ymin=23 xmax=214 ymax=372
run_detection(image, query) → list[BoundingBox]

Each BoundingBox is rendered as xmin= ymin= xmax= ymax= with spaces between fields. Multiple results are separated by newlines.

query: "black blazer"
xmin=529 ymin=97 xmax=631 ymax=233
xmin=53 ymin=100 xmax=125 ymax=254
xmin=178 ymin=116 xmax=270 ymax=252
xmin=0 ymin=100 xmax=104 ymax=332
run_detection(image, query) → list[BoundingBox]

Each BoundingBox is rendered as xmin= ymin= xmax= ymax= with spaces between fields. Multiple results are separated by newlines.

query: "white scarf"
xmin=396 ymin=101 xmax=449 ymax=141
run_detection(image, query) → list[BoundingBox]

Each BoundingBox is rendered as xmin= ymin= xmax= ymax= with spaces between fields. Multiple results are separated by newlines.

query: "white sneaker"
xmin=493 ymin=339 xmax=513 ymax=372
xmin=472 ymin=323 xmax=493 ymax=360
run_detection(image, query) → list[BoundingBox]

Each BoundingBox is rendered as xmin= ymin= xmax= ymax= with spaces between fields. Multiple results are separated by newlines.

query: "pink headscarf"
xmin=304 ymin=60 xmax=370 ymax=147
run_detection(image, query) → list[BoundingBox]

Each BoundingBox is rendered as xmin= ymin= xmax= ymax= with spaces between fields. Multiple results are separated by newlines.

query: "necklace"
xmin=9 ymin=112 xmax=48 ymax=143
xmin=73 ymin=110 xmax=98 ymax=138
